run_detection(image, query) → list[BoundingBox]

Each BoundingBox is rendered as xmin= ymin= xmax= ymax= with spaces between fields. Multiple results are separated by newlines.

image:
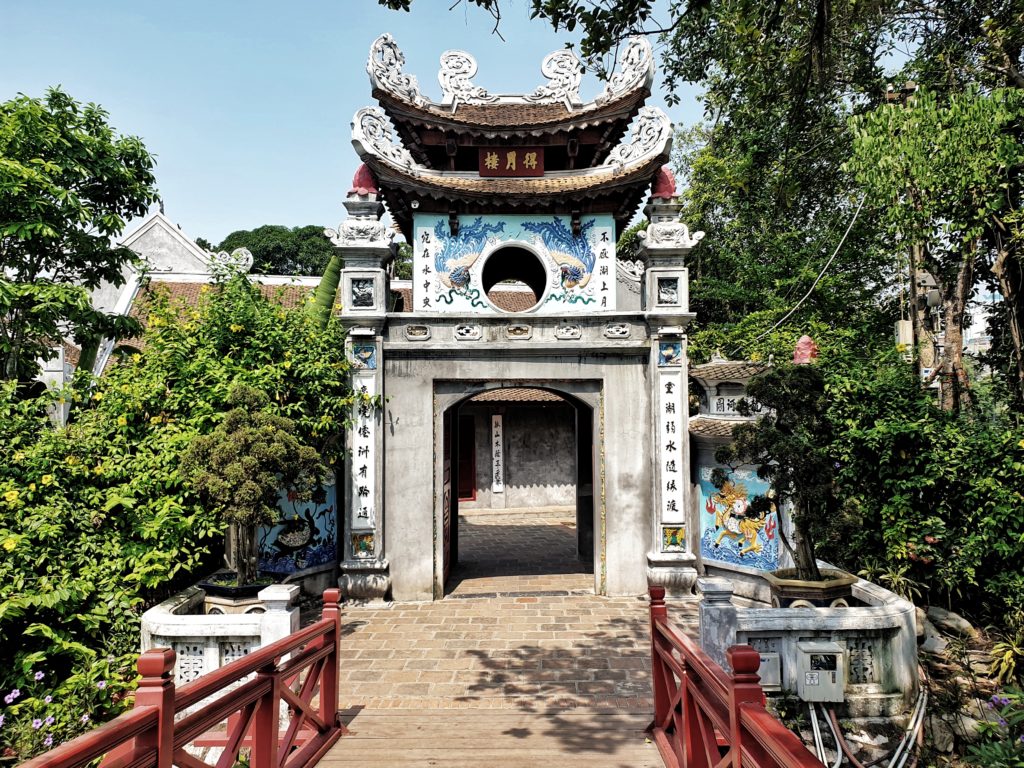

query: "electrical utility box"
xmin=795 ymin=641 xmax=845 ymax=703
xmin=757 ymin=652 xmax=781 ymax=691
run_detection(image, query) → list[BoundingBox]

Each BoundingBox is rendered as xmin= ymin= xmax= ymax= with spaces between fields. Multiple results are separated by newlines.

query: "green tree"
xmin=846 ymin=87 xmax=1024 ymax=411
xmin=182 ymin=385 xmax=325 ymax=586
xmin=0 ymin=88 xmax=158 ymax=384
xmin=216 ymin=224 xmax=336 ymax=276
xmin=715 ymin=362 xmax=837 ymax=582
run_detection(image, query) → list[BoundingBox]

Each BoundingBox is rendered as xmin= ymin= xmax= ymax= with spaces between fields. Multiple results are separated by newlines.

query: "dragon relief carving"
xmin=602 ymin=107 xmax=672 ymax=168
xmin=640 ymin=222 xmax=706 ymax=249
xmin=525 ymin=49 xmax=583 ymax=106
xmin=439 ymin=50 xmax=497 ymax=107
xmin=352 ymin=107 xmax=415 ymax=169
xmin=367 ymin=33 xmax=422 ymax=104
xmin=597 ymin=37 xmax=654 ymax=103
xmin=325 ymin=218 xmax=389 ymax=247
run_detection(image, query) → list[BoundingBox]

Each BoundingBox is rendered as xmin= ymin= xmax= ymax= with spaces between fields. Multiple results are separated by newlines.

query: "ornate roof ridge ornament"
xmin=602 ymin=106 xmax=673 ymax=170
xmin=367 ymin=33 xmax=422 ymax=106
xmin=439 ymin=50 xmax=498 ymax=110
xmin=525 ymin=49 xmax=584 ymax=107
xmin=597 ymin=37 xmax=655 ymax=104
xmin=351 ymin=107 xmax=416 ymax=170
xmin=208 ymin=247 xmax=254 ymax=276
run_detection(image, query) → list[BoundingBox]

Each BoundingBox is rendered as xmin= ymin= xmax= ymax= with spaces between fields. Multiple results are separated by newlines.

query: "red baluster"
xmin=133 ymin=647 xmax=176 ymax=768
xmin=320 ymin=588 xmax=342 ymax=729
xmin=727 ymin=645 xmax=763 ymax=768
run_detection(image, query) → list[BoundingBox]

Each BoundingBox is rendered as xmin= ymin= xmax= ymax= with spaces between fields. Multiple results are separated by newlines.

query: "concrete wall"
xmin=381 ymin=328 xmax=654 ymax=601
xmin=460 ymin=403 xmax=577 ymax=509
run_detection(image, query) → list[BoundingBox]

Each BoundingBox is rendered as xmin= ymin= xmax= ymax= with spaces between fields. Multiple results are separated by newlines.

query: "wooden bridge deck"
xmin=322 ymin=708 xmax=662 ymax=767
xmin=317 ymin=511 xmax=698 ymax=767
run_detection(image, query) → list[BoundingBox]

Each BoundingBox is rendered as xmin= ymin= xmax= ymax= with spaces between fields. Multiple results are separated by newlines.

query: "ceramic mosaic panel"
xmin=412 ymin=213 xmax=616 ymax=314
xmin=697 ymin=466 xmax=780 ymax=570
xmin=662 ymin=526 xmax=686 ymax=553
xmin=352 ymin=533 xmax=374 ymax=558
xmin=258 ymin=481 xmax=337 ymax=575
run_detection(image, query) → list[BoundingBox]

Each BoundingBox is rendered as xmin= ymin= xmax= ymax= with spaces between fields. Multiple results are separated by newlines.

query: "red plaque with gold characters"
xmin=478 ymin=147 xmax=544 ymax=177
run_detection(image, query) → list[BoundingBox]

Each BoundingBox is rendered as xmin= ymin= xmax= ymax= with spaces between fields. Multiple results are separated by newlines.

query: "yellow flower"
xmin=3 ymin=490 xmax=18 ymax=503
xmin=13 ymin=451 xmax=24 ymax=462
xmin=28 ymin=483 xmax=36 ymax=492
xmin=93 ymin=464 xmax=104 ymax=475
xmin=117 ymin=415 xmax=128 ymax=426
xmin=283 ymin=361 xmax=292 ymax=369
xmin=200 ymin=285 xmax=210 ymax=294
xmin=92 ymin=391 xmax=103 ymax=401
xmin=2 ymin=538 xmax=16 ymax=552
xmin=131 ymin=353 xmax=141 ymax=363
xmin=230 ymin=323 xmax=244 ymax=332
xmin=65 ymin=456 xmax=79 ymax=466
xmin=41 ymin=475 xmax=53 ymax=485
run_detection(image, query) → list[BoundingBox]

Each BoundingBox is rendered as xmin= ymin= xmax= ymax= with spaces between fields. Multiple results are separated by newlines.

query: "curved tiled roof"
xmin=690 ymin=361 xmax=769 ymax=382
xmin=689 ymin=417 xmax=743 ymax=439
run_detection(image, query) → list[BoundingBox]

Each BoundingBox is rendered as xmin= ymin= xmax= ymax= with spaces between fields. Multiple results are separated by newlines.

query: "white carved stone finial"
xmin=351 ymin=107 xmax=415 ymax=169
xmin=438 ymin=50 xmax=497 ymax=109
xmin=367 ymin=33 xmax=422 ymax=105
xmin=209 ymin=247 xmax=254 ymax=276
xmin=525 ymin=49 xmax=583 ymax=107
xmin=602 ymin=106 xmax=672 ymax=169
xmin=638 ymin=222 xmax=705 ymax=250
xmin=598 ymin=36 xmax=654 ymax=103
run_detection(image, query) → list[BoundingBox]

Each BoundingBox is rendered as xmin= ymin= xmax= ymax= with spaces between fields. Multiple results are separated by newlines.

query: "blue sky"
xmin=2 ymin=1 xmax=701 ymax=245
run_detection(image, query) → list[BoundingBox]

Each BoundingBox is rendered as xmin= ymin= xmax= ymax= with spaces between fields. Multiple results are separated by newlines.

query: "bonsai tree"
xmin=183 ymin=384 xmax=325 ymax=586
xmin=713 ymin=351 xmax=835 ymax=582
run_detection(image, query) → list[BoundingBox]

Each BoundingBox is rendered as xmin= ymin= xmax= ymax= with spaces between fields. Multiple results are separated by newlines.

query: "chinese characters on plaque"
xmin=491 ymin=415 xmax=505 ymax=493
xmin=350 ymin=370 xmax=377 ymax=534
xmin=478 ymin=147 xmax=544 ymax=177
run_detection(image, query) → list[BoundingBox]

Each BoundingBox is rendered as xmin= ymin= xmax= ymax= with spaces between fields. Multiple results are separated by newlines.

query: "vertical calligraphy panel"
xmin=350 ymin=369 xmax=377 ymax=533
xmin=658 ymin=364 xmax=685 ymax=525
xmin=593 ymin=224 xmax=616 ymax=312
xmin=491 ymin=415 xmax=504 ymax=494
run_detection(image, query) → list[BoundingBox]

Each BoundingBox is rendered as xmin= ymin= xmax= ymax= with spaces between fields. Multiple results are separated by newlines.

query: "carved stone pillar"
xmin=638 ymin=170 xmax=704 ymax=597
xmin=327 ymin=176 xmax=392 ymax=600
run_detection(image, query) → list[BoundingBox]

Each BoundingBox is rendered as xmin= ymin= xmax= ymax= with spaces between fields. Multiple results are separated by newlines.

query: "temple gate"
xmin=329 ymin=34 xmax=705 ymax=601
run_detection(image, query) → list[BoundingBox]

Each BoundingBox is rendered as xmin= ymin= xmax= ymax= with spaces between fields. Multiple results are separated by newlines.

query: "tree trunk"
xmin=992 ymin=247 xmax=1024 ymax=401
xmin=793 ymin=500 xmax=822 ymax=582
xmin=231 ymin=523 xmax=259 ymax=586
xmin=938 ymin=248 xmax=975 ymax=412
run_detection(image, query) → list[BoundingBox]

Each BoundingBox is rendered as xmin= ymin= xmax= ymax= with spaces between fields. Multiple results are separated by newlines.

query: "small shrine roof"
xmin=690 ymin=360 xmax=769 ymax=382
xmin=688 ymin=417 xmax=742 ymax=439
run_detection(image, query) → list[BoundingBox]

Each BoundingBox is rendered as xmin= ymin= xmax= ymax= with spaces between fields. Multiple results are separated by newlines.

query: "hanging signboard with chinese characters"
xmin=478 ymin=147 xmax=544 ymax=177
xmin=491 ymin=415 xmax=505 ymax=493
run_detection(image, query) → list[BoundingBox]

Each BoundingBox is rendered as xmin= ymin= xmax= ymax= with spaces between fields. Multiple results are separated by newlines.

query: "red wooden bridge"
xmin=20 ymin=587 xmax=821 ymax=768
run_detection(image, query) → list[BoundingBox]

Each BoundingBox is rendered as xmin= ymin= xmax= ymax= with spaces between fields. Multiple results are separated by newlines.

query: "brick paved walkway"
xmin=322 ymin=511 xmax=697 ymax=765
xmin=446 ymin=507 xmax=593 ymax=597
xmin=335 ymin=508 xmax=698 ymax=710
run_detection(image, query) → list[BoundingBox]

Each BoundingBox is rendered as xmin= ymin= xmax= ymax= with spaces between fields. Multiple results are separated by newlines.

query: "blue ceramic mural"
xmin=413 ymin=213 xmax=615 ymax=313
xmin=698 ymin=468 xmax=779 ymax=571
xmin=258 ymin=481 xmax=337 ymax=575
xmin=521 ymin=217 xmax=596 ymax=289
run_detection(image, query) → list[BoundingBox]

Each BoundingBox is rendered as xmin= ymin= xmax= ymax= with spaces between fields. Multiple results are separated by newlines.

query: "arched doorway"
xmin=439 ymin=386 xmax=595 ymax=596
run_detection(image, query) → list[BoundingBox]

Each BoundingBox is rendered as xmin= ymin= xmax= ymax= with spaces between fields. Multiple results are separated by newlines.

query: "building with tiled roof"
xmin=329 ymin=33 xmax=709 ymax=603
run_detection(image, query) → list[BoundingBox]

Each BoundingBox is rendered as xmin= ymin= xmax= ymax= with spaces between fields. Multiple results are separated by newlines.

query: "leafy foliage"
xmin=0 ymin=272 xmax=355 ymax=760
xmin=714 ymin=362 xmax=836 ymax=581
xmin=215 ymin=224 xmax=336 ymax=276
xmin=0 ymin=87 xmax=158 ymax=382
xmin=183 ymin=385 xmax=325 ymax=585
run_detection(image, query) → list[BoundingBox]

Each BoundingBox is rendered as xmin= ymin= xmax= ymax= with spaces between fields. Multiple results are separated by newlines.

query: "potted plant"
xmin=183 ymin=384 xmax=325 ymax=597
xmin=713 ymin=337 xmax=855 ymax=607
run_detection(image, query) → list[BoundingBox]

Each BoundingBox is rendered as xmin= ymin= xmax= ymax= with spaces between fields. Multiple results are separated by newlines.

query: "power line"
xmin=740 ymin=193 xmax=868 ymax=351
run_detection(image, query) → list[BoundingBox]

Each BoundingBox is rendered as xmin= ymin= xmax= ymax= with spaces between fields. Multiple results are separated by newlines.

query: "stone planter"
xmin=762 ymin=567 xmax=858 ymax=608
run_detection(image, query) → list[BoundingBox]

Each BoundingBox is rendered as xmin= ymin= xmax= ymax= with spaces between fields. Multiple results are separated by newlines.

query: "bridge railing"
xmin=648 ymin=585 xmax=823 ymax=768
xmin=19 ymin=588 xmax=345 ymax=768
